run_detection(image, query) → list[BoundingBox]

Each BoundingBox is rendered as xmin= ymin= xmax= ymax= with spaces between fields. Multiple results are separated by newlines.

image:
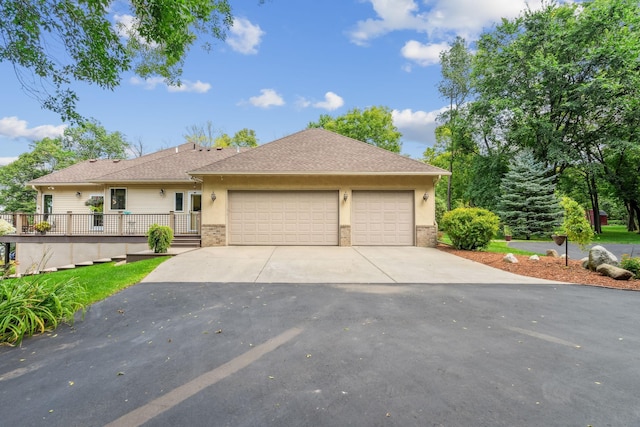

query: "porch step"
xmin=172 ymin=235 xmax=201 ymax=248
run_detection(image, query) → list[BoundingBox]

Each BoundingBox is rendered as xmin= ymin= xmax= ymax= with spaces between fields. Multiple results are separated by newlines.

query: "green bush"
xmin=621 ymin=256 xmax=640 ymax=278
xmin=560 ymin=196 xmax=594 ymax=249
xmin=0 ymin=276 xmax=85 ymax=345
xmin=147 ymin=224 xmax=174 ymax=253
xmin=441 ymin=207 xmax=500 ymax=251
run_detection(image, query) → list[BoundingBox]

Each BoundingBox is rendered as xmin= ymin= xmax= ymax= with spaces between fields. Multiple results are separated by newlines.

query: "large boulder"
xmin=596 ymin=264 xmax=634 ymax=281
xmin=587 ymin=245 xmax=618 ymax=271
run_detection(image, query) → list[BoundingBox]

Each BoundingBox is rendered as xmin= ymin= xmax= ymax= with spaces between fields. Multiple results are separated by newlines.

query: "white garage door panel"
xmin=229 ymin=191 xmax=338 ymax=245
xmin=352 ymin=191 xmax=414 ymax=246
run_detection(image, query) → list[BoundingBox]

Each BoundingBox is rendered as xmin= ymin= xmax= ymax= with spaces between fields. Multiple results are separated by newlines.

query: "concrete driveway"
xmin=142 ymin=246 xmax=561 ymax=285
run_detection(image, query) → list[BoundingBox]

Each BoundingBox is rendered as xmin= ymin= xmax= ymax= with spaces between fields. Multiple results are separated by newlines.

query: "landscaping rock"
xmin=581 ymin=257 xmax=589 ymax=269
xmin=503 ymin=253 xmax=518 ymax=264
xmin=588 ymin=245 xmax=618 ymax=271
xmin=546 ymin=249 xmax=559 ymax=258
xmin=529 ymin=255 xmax=540 ymax=261
xmin=596 ymin=263 xmax=634 ymax=281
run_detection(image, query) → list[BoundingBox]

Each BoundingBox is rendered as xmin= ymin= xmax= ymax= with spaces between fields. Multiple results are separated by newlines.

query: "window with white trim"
xmin=110 ymin=188 xmax=127 ymax=210
xmin=175 ymin=192 xmax=184 ymax=212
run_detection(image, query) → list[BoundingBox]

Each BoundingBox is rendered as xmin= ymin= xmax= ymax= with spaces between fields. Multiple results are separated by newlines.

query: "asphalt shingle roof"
xmin=190 ymin=128 xmax=449 ymax=175
xmin=29 ymin=143 xmax=244 ymax=185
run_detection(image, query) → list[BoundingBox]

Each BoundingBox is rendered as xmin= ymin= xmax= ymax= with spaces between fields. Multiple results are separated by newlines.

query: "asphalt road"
xmin=508 ymin=241 xmax=640 ymax=261
xmin=2 ymin=281 xmax=639 ymax=426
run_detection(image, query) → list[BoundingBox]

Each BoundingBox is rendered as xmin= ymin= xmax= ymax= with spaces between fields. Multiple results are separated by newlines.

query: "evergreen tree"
xmin=497 ymin=151 xmax=561 ymax=239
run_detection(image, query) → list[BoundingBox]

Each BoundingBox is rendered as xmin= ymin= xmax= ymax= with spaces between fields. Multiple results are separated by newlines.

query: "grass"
xmin=593 ymin=225 xmax=640 ymax=244
xmin=1 ymin=257 xmax=168 ymax=345
xmin=38 ymin=257 xmax=168 ymax=305
xmin=439 ymin=234 xmax=539 ymax=255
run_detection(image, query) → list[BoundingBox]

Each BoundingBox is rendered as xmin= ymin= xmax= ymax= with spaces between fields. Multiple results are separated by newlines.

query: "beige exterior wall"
xmin=200 ymin=174 xmax=438 ymax=246
xmin=34 ymin=184 xmax=202 ymax=215
xmin=15 ymin=242 xmax=148 ymax=275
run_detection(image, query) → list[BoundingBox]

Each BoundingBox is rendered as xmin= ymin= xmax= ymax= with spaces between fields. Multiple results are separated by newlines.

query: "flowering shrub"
xmin=0 ymin=219 xmax=15 ymax=236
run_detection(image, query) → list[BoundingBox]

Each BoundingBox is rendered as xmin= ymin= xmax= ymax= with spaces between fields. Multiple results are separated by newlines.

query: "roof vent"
xmin=216 ymin=147 xmax=223 ymax=151
xmin=113 ymin=159 xmax=121 ymax=163
xmin=89 ymin=159 xmax=97 ymax=163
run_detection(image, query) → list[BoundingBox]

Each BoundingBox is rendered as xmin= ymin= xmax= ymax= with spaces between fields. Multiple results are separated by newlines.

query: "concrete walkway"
xmin=142 ymin=246 xmax=563 ymax=284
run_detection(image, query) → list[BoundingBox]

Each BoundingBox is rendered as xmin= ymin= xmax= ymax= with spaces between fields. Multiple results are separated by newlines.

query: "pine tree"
xmin=497 ymin=151 xmax=561 ymax=239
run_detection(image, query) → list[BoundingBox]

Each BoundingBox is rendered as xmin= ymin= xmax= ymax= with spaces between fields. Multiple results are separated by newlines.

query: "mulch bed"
xmin=437 ymin=244 xmax=639 ymax=291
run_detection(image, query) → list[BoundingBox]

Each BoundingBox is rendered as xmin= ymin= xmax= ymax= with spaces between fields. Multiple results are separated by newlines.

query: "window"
xmin=110 ymin=188 xmax=127 ymax=210
xmin=43 ymin=194 xmax=53 ymax=214
xmin=175 ymin=192 xmax=184 ymax=212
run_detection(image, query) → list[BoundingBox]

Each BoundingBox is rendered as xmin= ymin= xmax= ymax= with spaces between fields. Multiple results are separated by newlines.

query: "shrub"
xmin=441 ymin=207 xmax=500 ymax=251
xmin=621 ymin=256 xmax=640 ymax=278
xmin=0 ymin=219 xmax=15 ymax=236
xmin=560 ymin=196 xmax=594 ymax=249
xmin=147 ymin=224 xmax=174 ymax=253
xmin=0 ymin=276 xmax=85 ymax=345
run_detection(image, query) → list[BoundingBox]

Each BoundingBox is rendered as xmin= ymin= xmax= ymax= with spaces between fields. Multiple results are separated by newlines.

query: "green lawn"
xmin=3 ymin=257 xmax=168 ymax=306
xmin=439 ymin=234 xmax=539 ymax=255
xmin=593 ymin=225 xmax=640 ymax=244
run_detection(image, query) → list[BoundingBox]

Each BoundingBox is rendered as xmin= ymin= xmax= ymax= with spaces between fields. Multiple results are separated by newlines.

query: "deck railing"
xmin=0 ymin=212 xmax=201 ymax=236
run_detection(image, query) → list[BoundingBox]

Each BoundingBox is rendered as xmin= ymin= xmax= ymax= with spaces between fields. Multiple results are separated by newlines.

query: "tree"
xmin=497 ymin=151 xmax=561 ymax=240
xmin=560 ymin=196 xmax=594 ymax=248
xmin=0 ymin=122 xmax=128 ymax=212
xmin=308 ymin=106 xmax=402 ymax=153
xmin=184 ymin=122 xmax=258 ymax=148
xmin=437 ymin=37 xmax=473 ymax=210
xmin=0 ymin=0 xmax=235 ymax=122
xmin=232 ymin=128 xmax=258 ymax=147
xmin=472 ymin=0 xmax=640 ymax=234
xmin=62 ymin=119 xmax=129 ymax=160
xmin=184 ymin=121 xmax=218 ymax=147
xmin=0 ymin=138 xmax=74 ymax=212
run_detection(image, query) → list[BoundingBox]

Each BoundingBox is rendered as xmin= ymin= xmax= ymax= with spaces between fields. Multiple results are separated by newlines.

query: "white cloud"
xmin=401 ymin=41 xmax=449 ymax=67
xmin=350 ymin=0 xmax=552 ymax=65
xmin=167 ymin=80 xmax=211 ymax=93
xmin=114 ymin=14 xmax=137 ymax=39
xmin=313 ymin=92 xmax=344 ymax=111
xmin=227 ymin=18 xmax=265 ymax=54
xmin=392 ymin=107 xmax=448 ymax=145
xmin=130 ymin=77 xmax=211 ymax=93
xmin=0 ymin=116 xmax=66 ymax=140
xmin=248 ymin=89 xmax=285 ymax=108
xmin=349 ymin=0 xmax=429 ymax=46
xmin=0 ymin=157 xmax=18 ymax=166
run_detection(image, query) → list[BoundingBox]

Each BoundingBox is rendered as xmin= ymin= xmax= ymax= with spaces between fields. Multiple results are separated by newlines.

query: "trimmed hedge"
xmin=441 ymin=207 xmax=500 ymax=251
xmin=147 ymin=224 xmax=174 ymax=253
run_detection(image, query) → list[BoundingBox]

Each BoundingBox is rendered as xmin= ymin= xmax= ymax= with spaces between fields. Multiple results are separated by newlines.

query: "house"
xmin=190 ymin=128 xmax=449 ymax=247
xmin=2 ymin=129 xmax=449 ymax=274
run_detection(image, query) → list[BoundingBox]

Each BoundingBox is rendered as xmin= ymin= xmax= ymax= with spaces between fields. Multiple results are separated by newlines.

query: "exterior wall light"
xmin=76 ymin=191 xmax=82 ymax=198
xmin=159 ymin=189 xmax=165 ymax=197
xmin=343 ymin=192 xmax=348 ymax=202
xmin=423 ymin=192 xmax=429 ymax=202
xmin=211 ymin=192 xmax=217 ymax=202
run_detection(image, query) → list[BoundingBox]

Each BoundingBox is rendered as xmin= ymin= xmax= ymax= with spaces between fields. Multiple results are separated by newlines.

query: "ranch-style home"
xmin=1 ymin=128 xmax=449 ymax=274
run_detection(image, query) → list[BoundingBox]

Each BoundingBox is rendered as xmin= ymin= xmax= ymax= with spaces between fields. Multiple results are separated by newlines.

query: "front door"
xmin=189 ymin=192 xmax=201 ymax=232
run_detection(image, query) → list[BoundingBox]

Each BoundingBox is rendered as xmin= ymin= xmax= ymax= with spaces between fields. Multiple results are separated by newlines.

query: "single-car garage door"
xmin=352 ymin=191 xmax=414 ymax=245
xmin=228 ymin=191 xmax=339 ymax=245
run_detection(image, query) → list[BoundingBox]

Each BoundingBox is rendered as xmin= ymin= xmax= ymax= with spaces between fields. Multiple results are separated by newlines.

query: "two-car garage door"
xmin=228 ymin=191 xmax=414 ymax=246
xmin=228 ymin=191 xmax=339 ymax=245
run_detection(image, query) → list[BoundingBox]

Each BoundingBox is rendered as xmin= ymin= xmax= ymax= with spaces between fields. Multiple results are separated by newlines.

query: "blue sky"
xmin=0 ymin=0 xmax=551 ymax=165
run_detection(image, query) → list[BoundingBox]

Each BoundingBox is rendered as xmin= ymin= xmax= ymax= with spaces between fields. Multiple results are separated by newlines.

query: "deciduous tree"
xmin=0 ymin=0 xmax=236 ymax=121
xmin=308 ymin=106 xmax=402 ymax=153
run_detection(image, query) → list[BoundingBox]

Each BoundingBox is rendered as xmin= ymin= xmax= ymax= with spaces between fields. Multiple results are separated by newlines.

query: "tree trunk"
xmin=587 ymin=173 xmax=602 ymax=234
xmin=447 ymin=154 xmax=453 ymax=211
xmin=631 ymin=200 xmax=640 ymax=233
xmin=626 ymin=201 xmax=637 ymax=232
